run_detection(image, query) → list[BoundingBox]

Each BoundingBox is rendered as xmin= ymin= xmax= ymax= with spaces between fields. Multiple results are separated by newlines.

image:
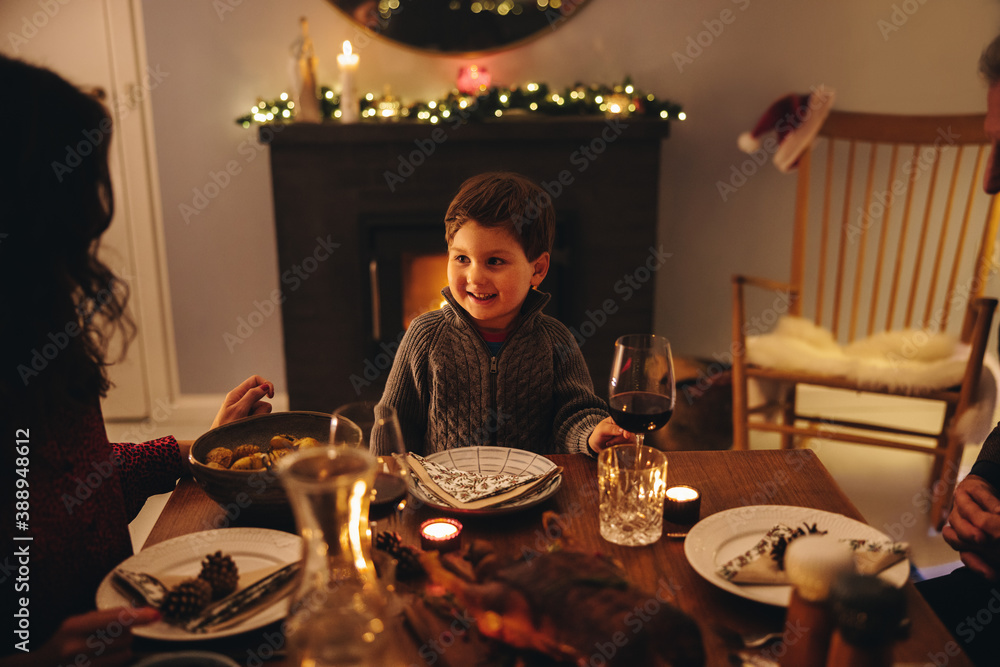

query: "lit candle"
xmin=420 ymin=517 xmax=463 ymax=552
xmin=663 ymin=485 xmax=701 ymax=525
xmin=337 ymin=40 xmax=359 ymax=123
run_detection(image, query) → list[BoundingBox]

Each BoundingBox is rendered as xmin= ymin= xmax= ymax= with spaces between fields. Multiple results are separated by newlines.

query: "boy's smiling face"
xmin=447 ymin=220 xmax=549 ymax=335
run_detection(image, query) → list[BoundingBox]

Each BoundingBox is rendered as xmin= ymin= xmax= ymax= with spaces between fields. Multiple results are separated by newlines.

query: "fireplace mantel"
xmin=264 ymin=118 xmax=670 ymax=411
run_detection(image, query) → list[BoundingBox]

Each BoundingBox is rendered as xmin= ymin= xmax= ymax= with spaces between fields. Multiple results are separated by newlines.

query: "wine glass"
xmin=331 ymin=402 xmax=410 ymax=523
xmin=608 ymin=334 xmax=676 ymax=447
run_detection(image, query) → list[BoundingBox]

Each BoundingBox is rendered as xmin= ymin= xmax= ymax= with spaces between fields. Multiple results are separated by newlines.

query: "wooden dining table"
xmin=134 ymin=449 xmax=972 ymax=666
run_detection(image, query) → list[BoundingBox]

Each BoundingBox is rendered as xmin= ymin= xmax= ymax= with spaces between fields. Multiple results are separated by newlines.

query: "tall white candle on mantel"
xmin=337 ymin=40 xmax=359 ymax=123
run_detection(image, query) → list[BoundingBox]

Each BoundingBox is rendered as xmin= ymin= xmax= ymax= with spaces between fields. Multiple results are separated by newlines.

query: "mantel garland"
xmin=235 ymin=78 xmax=685 ymax=127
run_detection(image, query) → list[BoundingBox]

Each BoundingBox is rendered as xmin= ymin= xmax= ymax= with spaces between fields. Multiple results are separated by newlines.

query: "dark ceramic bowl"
xmin=188 ymin=411 xmax=332 ymax=519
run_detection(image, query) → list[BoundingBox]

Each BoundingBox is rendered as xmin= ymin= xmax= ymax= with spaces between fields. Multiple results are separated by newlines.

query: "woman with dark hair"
xmin=0 ymin=55 xmax=274 ymax=665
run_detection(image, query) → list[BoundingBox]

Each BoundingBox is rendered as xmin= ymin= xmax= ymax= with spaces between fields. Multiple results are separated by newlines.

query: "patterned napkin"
xmin=406 ymin=452 xmax=561 ymax=510
xmin=716 ymin=522 xmax=909 ymax=584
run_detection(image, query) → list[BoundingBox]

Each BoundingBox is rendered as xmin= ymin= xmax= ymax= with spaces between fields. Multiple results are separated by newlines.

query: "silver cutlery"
xmin=112 ymin=560 xmax=301 ymax=633
xmin=184 ymin=560 xmax=301 ymax=633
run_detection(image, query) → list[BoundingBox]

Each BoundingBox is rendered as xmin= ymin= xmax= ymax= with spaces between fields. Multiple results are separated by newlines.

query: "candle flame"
xmin=342 ymin=40 xmax=353 ymax=57
xmin=666 ymin=486 xmax=699 ymax=501
xmin=423 ymin=521 xmax=459 ymax=539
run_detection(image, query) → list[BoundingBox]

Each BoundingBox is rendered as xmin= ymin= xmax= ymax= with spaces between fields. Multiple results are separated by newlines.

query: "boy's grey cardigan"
xmin=377 ymin=287 xmax=608 ymax=455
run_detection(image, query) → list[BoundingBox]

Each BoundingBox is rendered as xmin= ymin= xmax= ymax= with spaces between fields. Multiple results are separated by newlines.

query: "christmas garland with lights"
xmin=236 ymin=78 xmax=684 ymax=126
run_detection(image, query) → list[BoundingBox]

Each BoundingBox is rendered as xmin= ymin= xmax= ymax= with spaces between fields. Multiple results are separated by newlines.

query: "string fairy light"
xmin=236 ymin=78 xmax=684 ymax=127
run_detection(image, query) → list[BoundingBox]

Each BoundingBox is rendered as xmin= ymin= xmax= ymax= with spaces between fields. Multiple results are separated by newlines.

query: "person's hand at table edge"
xmin=0 ymin=607 xmax=160 ymax=667
xmin=587 ymin=416 xmax=636 ymax=455
xmin=942 ymin=473 xmax=1000 ymax=580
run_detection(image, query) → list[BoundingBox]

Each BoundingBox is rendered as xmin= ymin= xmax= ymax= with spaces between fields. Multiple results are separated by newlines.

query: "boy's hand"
xmin=588 ymin=417 xmax=636 ymax=454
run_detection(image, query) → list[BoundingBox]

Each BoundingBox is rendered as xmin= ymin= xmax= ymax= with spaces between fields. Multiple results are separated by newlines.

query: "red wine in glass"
xmin=608 ymin=334 xmax=676 ymax=447
xmin=369 ymin=471 xmax=408 ymax=521
xmin=608 ymin=391 xmax=674 ymax=433
xmin=333 ymin=401 xmax=411 ymax=524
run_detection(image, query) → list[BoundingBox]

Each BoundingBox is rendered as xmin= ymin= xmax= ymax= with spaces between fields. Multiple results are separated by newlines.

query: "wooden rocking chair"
xmin=731 ymin=110 xmax=1000 ymax=528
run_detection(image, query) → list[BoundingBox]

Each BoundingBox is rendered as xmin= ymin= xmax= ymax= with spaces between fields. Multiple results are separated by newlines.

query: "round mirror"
xmin=330 ymin=0 xmax=590 ymax=55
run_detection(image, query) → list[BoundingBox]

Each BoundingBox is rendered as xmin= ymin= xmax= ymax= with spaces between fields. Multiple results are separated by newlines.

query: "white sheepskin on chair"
xmin=746 ymin=315 xmax=998 ymax=443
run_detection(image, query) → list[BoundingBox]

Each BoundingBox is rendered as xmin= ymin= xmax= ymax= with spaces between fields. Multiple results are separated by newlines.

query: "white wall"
xmin=22 ymin=0 xmax=1000 ymax=394
xmin=0 ymin=0 xmax=178 ymax=418
xmin=655 ymin=0 xmax=1000 ymax=370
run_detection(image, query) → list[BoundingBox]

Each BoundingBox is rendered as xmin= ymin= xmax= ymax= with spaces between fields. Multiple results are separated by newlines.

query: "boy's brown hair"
xmin=444 ymin=172 xmax=555 ymax=260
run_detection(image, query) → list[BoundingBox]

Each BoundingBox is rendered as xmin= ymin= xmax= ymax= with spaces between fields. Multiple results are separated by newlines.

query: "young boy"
xmin=377 ymin=171 xmax=632 ymax=455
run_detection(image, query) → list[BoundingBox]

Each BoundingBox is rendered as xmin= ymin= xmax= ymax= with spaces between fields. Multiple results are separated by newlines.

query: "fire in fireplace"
xmin=400 ymin=252 xmax=448 ymax=329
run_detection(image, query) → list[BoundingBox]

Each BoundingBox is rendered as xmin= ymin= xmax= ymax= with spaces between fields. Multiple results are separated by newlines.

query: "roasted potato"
xmin=231 ymin=453 xmax=267 ymax=471
xmin=294 ymin=436 xmax=322 ymax=449
xmin=205 ymin=447 xmax=234 ymax=468
xmin=270 ymin=434 xmax=297 ymax=450
xmin=232 ymin=444 xmax=261 ymax=460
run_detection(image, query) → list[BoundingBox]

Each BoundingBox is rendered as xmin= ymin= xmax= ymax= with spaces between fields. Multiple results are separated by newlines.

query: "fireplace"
xmin=265 ymin=118 xmax=669 ymax=411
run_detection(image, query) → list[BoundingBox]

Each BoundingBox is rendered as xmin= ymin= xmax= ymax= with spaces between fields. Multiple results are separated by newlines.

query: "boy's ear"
xmin=530 ymin=252 xmax=550 ymax=287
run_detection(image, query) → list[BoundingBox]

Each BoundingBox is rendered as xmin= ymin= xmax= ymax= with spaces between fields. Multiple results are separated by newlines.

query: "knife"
xmin=183 ymin=560 xmax=302 ymax=633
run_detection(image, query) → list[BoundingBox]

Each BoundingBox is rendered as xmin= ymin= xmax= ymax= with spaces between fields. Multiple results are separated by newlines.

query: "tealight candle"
xmin=337 ymin=40 xmax=359 ymax=123
xmin=663 ymin=485 xmax=701 ymax=525
xmin=420 ymin=517 xmax=463 ymax=553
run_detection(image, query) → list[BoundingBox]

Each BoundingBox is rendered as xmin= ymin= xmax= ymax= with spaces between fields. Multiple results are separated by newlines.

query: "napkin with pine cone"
xmin=717 ymin=522 xmax=909 ymax=585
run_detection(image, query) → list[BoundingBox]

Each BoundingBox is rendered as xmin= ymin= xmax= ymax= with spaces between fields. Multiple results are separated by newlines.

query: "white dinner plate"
xmin=96 ymin=528 xmax=301 ymax=640
xmin=683 ymin=505 xmax=909 ymax=607
xmin=407 ymin=446 xmax=562 ymax=516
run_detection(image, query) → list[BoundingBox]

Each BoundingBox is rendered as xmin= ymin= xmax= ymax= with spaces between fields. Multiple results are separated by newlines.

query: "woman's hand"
xmin=943 ymin=474 xmax=1000 ymax=580
xmin=212 ymin=375 xmax=274 ymax=429
xmin=1 ymin=607 xmax=160 ymax=667
xmin=588 ymin=417 xmax=636 ymax=454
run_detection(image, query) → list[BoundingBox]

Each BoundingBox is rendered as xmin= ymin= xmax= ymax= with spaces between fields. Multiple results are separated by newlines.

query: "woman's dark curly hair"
xmin=0 ymin=55 xmax=134 ymax=411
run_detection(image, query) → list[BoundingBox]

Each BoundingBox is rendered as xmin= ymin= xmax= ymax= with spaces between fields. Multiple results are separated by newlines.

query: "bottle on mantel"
xmin=825 ymin=573 xmax=907 ymax=667
xmin=779 ymin=534 xmax=856 ymax=667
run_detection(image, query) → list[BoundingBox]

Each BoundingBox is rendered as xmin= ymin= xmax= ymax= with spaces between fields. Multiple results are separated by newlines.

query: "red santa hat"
xmin=737 ymin=85 xmax=836 ymax=173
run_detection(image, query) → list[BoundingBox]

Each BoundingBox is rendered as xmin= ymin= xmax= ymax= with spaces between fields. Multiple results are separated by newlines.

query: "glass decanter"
xmin=279 ymin=445 xmax=399 ymax=666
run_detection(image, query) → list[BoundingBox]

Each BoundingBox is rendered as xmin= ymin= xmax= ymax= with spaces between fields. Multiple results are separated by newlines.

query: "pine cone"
xmin=161 ymin=578 xmax=212 ymax=621
xmin=198 ymin=551 xmax=239 ymax=599
xmin=375 ymin=531 xmax=424 ymax=580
